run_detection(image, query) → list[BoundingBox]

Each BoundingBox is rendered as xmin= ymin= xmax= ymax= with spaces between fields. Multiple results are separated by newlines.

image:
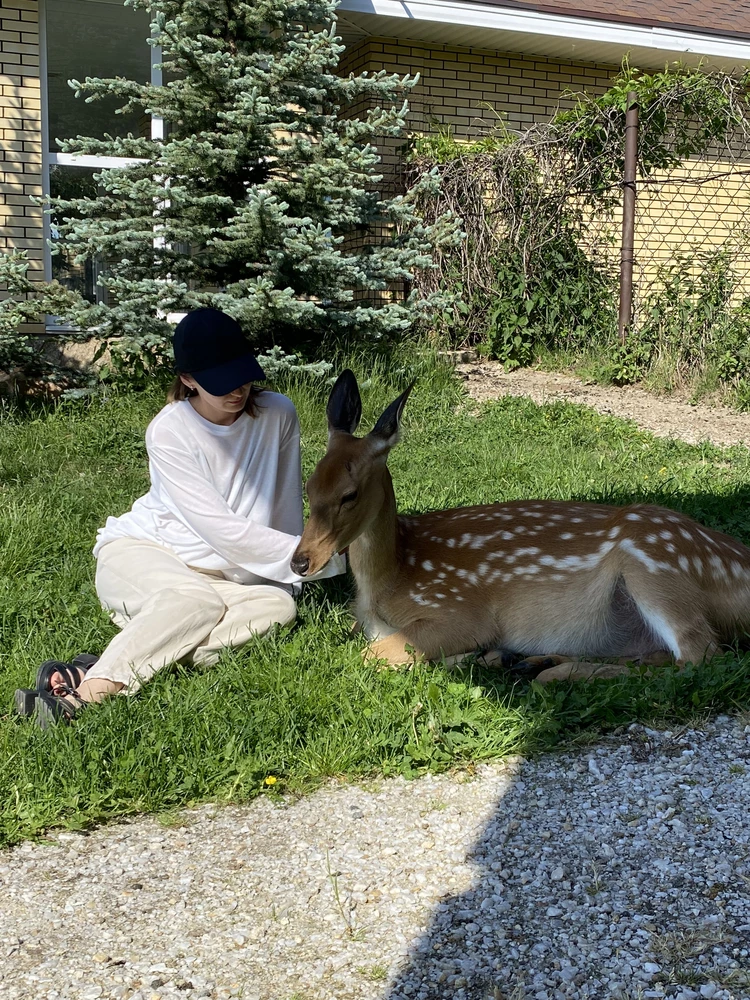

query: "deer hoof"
xmin=506 ymin=654 xmax=568 ymax=679
xmin=474 ymin=648 xmax=526 ymax=669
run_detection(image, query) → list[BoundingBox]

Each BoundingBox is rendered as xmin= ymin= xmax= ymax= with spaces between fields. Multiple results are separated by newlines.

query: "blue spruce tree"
xmin=49 ymin=0 xmax=457 ymax=364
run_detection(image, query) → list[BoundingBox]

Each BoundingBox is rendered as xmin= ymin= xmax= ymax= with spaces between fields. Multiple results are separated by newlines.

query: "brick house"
xmin=1 ymin=0 xmax=749 ymax=331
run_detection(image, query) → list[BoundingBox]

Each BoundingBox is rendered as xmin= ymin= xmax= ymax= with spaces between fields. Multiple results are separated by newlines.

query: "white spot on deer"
xmin=652 ymin=517 xmax=663 ymax=524
xmin=459 ymin=534 xmax=473 ymax=547
xmin=550 ymin=514 xmax=563 ymax=521
xmin=551 ymin=574 xmax=565 ymax=581
xmin=645 ymin=534 xmax=658 ymax=545
xmin=698 ymin=530 xmax=717 ymax=548
xmin=619 ymin=537 xmax=658 ymax=572
xmin=422 ymin=560 xmax=434 ymax=571
xmin=607 ymin=526 xmax=621 ymax=539
xmin=559 ymin=555 xmax=585 ymax=569
xmin=443 ymin=563 xmax=455 ymax=572
xmin=571 ymin=518 xmax=583 ymax=523
xmin=619 ymin=537 xmax=674 ymax=573
xmin=513 ymin=526 xmax=526 ymax=534
xmin=709 ymin=555 xmax=728 ymax=580
xmin=731 ymin=560 xmax=745 ymax=578
xmin=679 ymin=528 xmax=692 ymax=541
xmin=560 ymin=532 xmax=574 ymax=541
xmin=678 ymin=555 xmax=690 ymax=572
xmin=665 ymin=543 xmax=676 ymax=554
xmin=456 ymin=568 xmax=468 ymax=578
xmin=625 ymin=513 xmax=642 ymax=521
xmin=435 ymin=593 xmax=446 ymax=600
xmin=514 ymin=547 xmax=541 ymax=557
xmin=537 ymin=541 xmax=615 ymax=572
xmin=693 ymin=556 xmax=703 ymax=575
xmin=446 ymin=538 xmax=456 ymax=549
xmin=407 ymin=554 xmax=416 ymax=566
xmin=522 ymin=564 xmax=541 ymax=575
xmin=470 ymin=534 xmax=494 ymax=550
xmin=455 ymin=595 xmax=465 ymax=602
xmin=478 ymin=563 xmax=490 ymax=577
xmin=660 ymin=530 xmax=673 ymax=541
xmin=636 ymin=604 xmax=681 ymax=660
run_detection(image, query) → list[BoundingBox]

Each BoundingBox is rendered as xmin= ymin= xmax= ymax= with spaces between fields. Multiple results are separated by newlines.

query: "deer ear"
xmin=327 ymin=369 xmax=362 ymax=436
xmin=368 ymin=381 xmax=415 ymax=451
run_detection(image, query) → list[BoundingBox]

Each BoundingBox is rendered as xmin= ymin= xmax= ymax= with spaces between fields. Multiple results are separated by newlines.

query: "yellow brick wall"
xmin=339 ymin=37 xmax=619 ymax=195
xmin=0 ymin=0 xmax=43 ymax=279
xmin=340 ymin=36 xmax=617 ymax=132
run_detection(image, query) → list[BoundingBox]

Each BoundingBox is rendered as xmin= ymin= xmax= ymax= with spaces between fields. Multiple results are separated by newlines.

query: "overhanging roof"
xmin=337 ymin=0 xmax=750 ymax=71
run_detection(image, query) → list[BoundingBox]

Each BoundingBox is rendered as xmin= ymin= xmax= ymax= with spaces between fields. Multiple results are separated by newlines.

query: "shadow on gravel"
xmin=384 ymin=721 xmax=750 ymax=1000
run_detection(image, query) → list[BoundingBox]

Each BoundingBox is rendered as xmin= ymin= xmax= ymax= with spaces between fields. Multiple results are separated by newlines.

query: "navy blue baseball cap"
xmin=173 ymin=308 xmax=265 ymax=395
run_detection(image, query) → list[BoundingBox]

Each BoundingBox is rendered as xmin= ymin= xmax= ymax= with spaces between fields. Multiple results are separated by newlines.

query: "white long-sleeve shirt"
xmin=93 ymin=393 xmax=344 ymax=587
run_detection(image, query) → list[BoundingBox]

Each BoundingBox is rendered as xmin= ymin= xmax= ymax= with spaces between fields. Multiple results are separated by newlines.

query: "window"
xmin=42 ymin=0 xmax=158 ymax=319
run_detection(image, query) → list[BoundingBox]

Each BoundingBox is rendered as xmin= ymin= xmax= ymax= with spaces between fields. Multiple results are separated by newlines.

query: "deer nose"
xmin=290 ymin=552 xmax=310 ymax=576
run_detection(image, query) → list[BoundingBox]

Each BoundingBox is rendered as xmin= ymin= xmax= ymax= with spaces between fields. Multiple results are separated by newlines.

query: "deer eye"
xmin=341 ymin=491 xmax=358 ymax=506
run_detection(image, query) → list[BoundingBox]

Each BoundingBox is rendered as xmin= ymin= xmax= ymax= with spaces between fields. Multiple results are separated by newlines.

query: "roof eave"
xmin=464 ymin=0 xmax=750 ymax=44
xmin=338 ymin=0 xmax=750 ymax=70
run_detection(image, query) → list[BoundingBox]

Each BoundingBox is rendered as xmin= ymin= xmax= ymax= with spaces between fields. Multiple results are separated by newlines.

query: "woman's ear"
xmin=180 ymin=374 xmax=198 ymax=392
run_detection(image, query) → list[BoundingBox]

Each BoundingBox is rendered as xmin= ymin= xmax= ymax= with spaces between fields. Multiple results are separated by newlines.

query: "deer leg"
xmin=365 ymin=626 xmax=485 ymax=669
xmin=512 ymin=649 xmax=675 ymax=681
xmin=621 ymin=570 xmax=720 ymax=666
xmin=365 ymin=631 xmax=424 ymax=668
xmin=534 ymin=660 xmax=634 ymax=683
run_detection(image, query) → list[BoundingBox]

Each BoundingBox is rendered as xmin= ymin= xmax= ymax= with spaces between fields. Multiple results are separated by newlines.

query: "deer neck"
xmin=348 ymin=468 xmax=400 ymax=615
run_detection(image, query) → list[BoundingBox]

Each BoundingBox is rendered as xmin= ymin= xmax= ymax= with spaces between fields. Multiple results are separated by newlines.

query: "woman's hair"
xmin=168 ymin=376 xmax=264 ymax=417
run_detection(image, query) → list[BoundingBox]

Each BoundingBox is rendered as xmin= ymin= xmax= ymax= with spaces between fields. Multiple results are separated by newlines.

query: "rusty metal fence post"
xmin=618 ymin=92 xmax=639 ymax=343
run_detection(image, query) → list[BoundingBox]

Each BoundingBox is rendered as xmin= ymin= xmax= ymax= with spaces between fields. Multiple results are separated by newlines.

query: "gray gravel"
xmin=2 ymin=717 xmax=749 ymax=1000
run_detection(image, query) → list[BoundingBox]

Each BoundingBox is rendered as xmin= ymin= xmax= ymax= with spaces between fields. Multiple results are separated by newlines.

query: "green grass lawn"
xmin=2 ymin=355 xmax=750 ymax=847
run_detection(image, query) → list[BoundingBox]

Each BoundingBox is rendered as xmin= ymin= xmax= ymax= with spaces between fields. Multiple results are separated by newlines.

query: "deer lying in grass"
xmin=290 ymin=371 xmax=750 ymax=681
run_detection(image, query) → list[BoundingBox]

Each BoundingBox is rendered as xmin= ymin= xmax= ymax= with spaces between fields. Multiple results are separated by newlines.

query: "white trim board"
xmin=338 ymin=0 xmax=750 ymax=67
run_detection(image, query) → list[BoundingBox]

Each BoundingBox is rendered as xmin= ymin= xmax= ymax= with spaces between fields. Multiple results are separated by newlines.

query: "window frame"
xmin=39 ymin=0 xmax=161 ymax=330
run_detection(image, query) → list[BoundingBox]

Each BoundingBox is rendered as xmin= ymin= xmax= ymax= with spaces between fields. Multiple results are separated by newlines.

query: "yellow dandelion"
xmin=264 ymin=775 xmax=277 ymax=786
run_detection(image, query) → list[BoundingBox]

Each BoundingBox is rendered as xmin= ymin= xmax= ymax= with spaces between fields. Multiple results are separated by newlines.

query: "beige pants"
xmin=86 ymin=538 xmax=297 ymax=694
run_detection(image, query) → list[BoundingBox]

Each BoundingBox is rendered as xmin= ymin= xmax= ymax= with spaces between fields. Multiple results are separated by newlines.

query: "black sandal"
xmin=14 ymin=654 xmax=99 ymax=717
xmin=33 ymin=688 xmax=88 ymax=729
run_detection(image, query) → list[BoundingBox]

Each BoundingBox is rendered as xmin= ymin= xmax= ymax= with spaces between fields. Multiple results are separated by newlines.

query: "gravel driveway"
xmin=2 ymin=718 xmax=749 ymax=1000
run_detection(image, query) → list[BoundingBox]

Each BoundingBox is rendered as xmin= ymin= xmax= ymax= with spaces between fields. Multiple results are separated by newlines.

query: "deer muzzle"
xmin=290 ymin=550 xmax=311 ymax=576
xmin=291 ymin=523 xmax=337 ymax=577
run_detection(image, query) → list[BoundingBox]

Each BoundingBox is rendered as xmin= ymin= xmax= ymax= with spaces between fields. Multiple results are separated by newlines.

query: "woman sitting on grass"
xmin=15 ymin=307 xmax=344 ymax=728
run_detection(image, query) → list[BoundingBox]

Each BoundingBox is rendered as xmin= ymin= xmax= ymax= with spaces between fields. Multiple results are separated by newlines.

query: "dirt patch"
xmin=456 ymin=360 xmax=750 ymax=449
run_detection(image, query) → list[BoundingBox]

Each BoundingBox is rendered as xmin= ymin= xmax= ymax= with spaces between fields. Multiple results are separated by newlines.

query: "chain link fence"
xmin=407 ymin=69 xmax=750 ymax=388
